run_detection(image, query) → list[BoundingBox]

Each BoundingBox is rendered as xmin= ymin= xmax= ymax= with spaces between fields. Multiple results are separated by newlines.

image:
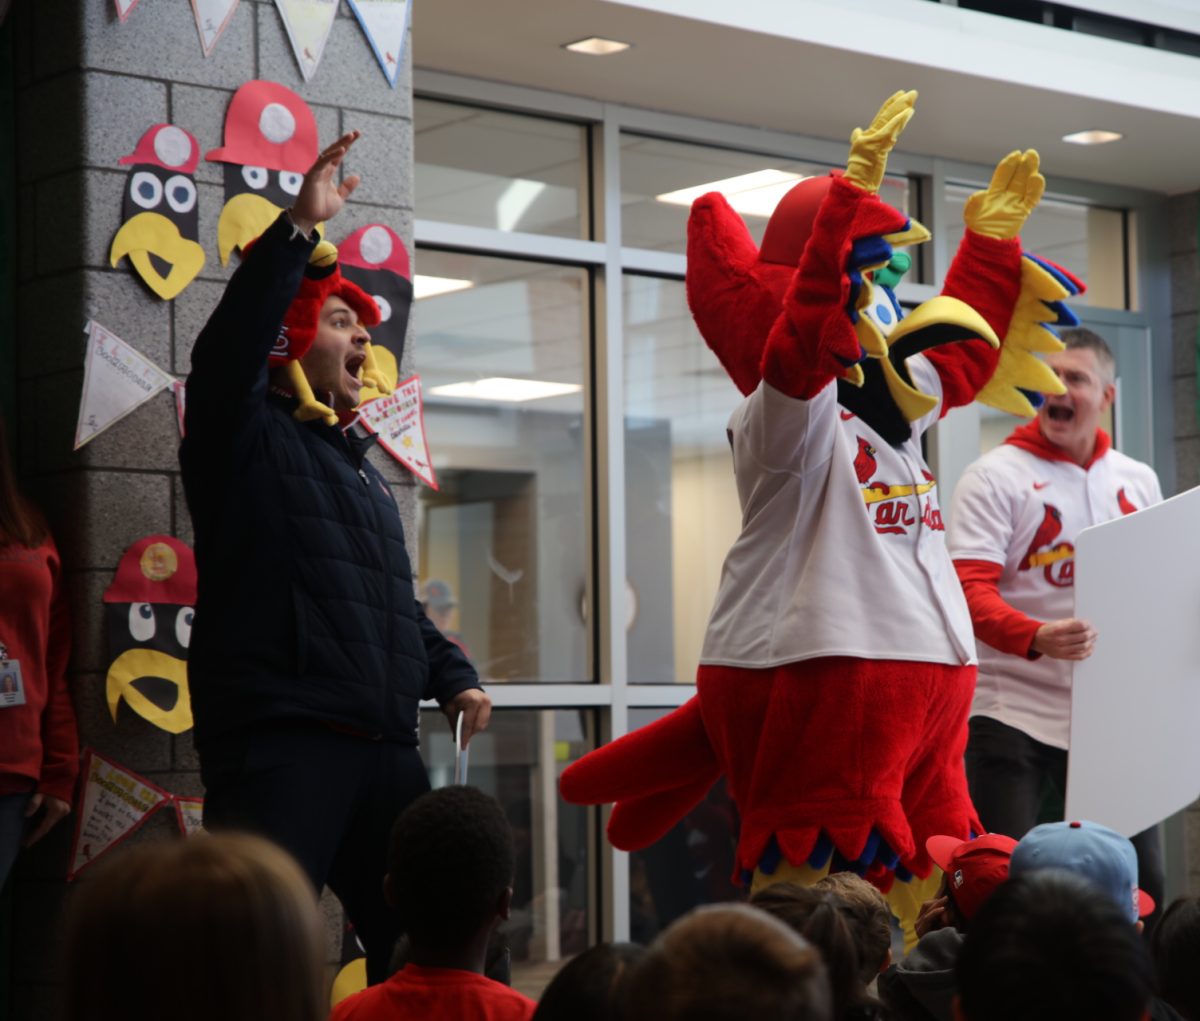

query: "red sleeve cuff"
xmin=954 ymin=558 xmax=1043 ymax=659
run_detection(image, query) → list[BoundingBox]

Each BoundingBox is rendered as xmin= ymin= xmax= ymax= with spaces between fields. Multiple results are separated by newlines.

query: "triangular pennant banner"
xmin=174 ymin=796 xmax=206 ymax=837
xmin=357 ymin=375 xmax=438 ymax=489
xmin=75 ymin=321 xmax=173 ymax=450
xmin=274 ymin=0 xmax=339 ymax=82
xmin=172 ymin=378 xmax=187 ymax=437
xmin=68 ymin=750 xmax=171 ymax=880
xmin=114 ymin=0 xmax=141 ymax=23
xmin=346 ymin=0 xmax=410 ymax=88
xmin=191 ymin=0 xmax=240 ymax=58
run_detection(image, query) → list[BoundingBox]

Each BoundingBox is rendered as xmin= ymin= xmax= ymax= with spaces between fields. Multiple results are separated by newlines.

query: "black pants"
xmin=199 ymin=720 xmax=431 ymax=984
xmin=966 ymin=715 xmax=1163 ymax=929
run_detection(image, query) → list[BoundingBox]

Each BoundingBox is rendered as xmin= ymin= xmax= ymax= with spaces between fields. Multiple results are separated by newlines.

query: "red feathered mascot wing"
xmin=560 ymin=92 xmax=1083 ymax=934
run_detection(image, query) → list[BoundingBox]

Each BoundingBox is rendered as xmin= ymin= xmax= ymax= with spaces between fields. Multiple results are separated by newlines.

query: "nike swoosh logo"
xmin=1033 ymin=481 xmax=1050 ymax=490
xmin=840 ymin=411 xmax=855 ymax=421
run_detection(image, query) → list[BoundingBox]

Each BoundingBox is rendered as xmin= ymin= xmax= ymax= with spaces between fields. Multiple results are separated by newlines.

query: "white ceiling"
xmin=413 ymin=0 xmax=1200 ymax=195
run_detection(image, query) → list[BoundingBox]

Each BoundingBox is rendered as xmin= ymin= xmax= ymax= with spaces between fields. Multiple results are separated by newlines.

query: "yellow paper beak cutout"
xmin=105 ymin=647 xmax=193 ymax=734
xmin=110 ymin=212 xmax=206 ymax=301
xmin=218 ymin=192 xmax=283 ymax=266
xmin=358 ymin=344 xmax=398 ymax=405
xmin=331 ymin=959 xmax=368 ymax=1007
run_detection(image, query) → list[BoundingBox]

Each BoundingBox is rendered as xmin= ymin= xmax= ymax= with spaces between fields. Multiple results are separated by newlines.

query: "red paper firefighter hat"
xmin=268 ymin=241 xmax=382 ymax=365
xmin=338 ymin=223 xmax=411 ymax=279
xmin=103 ymin=535 xmax=196 ymax=606
xmin=757 ymin=172 xmax=837 ymax=268
xmin=206 ymin=80 xmax=318 ymax=173
xmin=119 ymin=124 xmax=201 ymax=175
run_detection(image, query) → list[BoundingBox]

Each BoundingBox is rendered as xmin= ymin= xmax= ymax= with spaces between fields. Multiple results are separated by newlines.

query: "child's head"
xmin=625 ymin=903 xmax=831 ymax=1021
xmin=926 ymin=832 xmax=1017 ymax=932
xmin=955 ymin=870 xmax=1153 ymax=1021
xmin=813 ymin=871 xmax=893 ymax=978
xmin=65 ymin=833 xmax=325 ymax=1021
xmin=533 ymin=942 xmax=646 ymax=1021
xmin=1152 ymin=894 xmax=1200 ymax=1021
xmin=386 ymin=785 xmax=515 ymax=956
xmin=751 ymin=883 xmax=871 ymax=1019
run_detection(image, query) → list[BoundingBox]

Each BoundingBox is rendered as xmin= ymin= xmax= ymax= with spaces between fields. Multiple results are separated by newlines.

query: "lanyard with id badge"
xmin=0 ymin=641 xmax=26 ymax=709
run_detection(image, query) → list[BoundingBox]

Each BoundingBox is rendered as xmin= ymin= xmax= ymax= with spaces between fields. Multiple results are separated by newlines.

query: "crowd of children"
xmin=58 ymin=784 xmax=1200 ymax=1021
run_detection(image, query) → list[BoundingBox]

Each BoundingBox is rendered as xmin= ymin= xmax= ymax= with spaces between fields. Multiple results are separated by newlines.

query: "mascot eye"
xmin=164 ymin=175 xmax=197 ymax=214
xmin=175 ymin=606 xmax=194 ymax=649
xmin=278 ymin=171 xmax=303 ymax=197
xmin=130 ymin=171 xmax=163 ymax=210
xmin=241 ymin=165 xmax=269 ymax=190
xmin=373 ymin=295 xmax=392 ymax=322
xmin=129 ymin=602 xmax=156 ymax=642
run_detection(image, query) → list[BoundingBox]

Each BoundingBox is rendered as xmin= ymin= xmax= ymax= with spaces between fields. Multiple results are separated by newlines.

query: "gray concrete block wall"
xmin=9 ymin=0 xmax=416 ymax=1011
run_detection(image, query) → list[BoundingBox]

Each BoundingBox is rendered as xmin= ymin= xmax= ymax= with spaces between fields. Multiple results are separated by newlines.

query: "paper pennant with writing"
xmin=347 ymin=0 xmax=410 ymax=88
xmin=191 ymin=0 xmax=240 ymax=57
xmin=68 ymin=750 xmax=171 ymax=880
xmin=75 ymin=321 xmax=173 ymax=450
xmin=274 ymin=0 xmax=339 ymax=82
xmin=114 ymin=0 xmax=142 ymax=23
xmin=174 ymin=796 xmax=206 ymax=838
xmin=172 ymin=379 xmax=187 ymax=437
xmin=357 ymin=375 xmax=437 ymax=489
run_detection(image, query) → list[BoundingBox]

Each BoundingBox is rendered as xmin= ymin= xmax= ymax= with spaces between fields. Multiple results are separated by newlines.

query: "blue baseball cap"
xmin=1010 ymin=820 xmax=1154 ymax=923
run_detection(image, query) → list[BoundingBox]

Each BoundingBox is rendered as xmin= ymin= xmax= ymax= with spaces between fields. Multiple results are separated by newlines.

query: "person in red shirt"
xmin=0 ymin=411 xmax=77 ymax=889
xmin=331 ymin=785 xmax=536 ymax=1021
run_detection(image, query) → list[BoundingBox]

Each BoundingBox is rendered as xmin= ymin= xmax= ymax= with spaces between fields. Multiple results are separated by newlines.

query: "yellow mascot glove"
xmin=844 ymin=90 xmax=917 ymax=194
xmin=963 ymin=149 xmax=1045 ymax=240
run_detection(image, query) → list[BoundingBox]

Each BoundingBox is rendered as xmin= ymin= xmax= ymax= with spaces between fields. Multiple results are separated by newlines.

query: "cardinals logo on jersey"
xmin=854 ymin=437 xmax=877 ymax=484
xmin=1117 ymin=487 xmax=1138 ymax=515
xmin=1020 ymin=502 xmax=1074 ymax=587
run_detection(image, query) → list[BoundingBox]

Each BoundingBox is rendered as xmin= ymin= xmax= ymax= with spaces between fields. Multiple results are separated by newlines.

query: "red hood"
xmin=1004 ymin=419 xmax=1110 ymax=469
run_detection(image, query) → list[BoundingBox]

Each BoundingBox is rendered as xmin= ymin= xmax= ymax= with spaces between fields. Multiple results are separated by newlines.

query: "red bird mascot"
xmin=559 ymin=91 xmax=1083 ymax=938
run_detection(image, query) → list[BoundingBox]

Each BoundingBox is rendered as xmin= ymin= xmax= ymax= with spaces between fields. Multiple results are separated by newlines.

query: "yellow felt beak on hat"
xmin=110 ymin=212 xmax=206 ymax=301
xmin=105 ymin=647 xmax=193 ymax=734
xmin=358 ymin=344 xmax=398 ymax=405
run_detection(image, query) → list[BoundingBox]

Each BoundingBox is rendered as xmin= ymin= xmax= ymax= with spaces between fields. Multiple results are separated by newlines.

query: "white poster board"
xmin=1066 ymin=484 xmax=1200 ymax=836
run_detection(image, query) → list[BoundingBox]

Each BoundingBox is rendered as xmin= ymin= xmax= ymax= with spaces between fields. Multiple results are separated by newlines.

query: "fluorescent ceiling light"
xmin=1062 ymin=129 xmax=1123 ymax=145
xmin=413 ymin=275 xmax=474 ymax=300
xmin=430 ymin=378 xmax=582 ymax=403
xmin=657 ymin=169 xmax=806 ymax=218
xmin=563 ymin=36 xmax=631 ymax=55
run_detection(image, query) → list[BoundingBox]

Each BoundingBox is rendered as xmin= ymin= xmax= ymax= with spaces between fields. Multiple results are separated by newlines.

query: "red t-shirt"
xmin=330 ymin=964 xmax=536 ymax=1021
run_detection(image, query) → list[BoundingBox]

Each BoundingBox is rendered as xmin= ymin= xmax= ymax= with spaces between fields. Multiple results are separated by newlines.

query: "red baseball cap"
xmin=926 ymin=833 xmax=1018 ymax=921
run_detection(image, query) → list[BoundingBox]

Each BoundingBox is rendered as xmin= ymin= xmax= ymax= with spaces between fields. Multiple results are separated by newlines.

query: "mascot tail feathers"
xmin=559 ymin=696 xmax=722 ymax=851
xmin=685 ymin=192 xmax=790 ymax=397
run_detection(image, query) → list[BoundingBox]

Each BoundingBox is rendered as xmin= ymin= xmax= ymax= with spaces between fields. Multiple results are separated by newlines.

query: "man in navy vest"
xmin=180 ymin=131 xmax=489 ymax=983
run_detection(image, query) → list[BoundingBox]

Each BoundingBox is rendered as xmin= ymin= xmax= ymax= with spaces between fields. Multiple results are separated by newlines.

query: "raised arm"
xmin=183 ymin=132 xmax=363 ymax=448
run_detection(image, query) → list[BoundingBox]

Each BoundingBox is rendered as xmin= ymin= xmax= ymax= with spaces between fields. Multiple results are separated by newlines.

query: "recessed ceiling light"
xmin=430 ymin=378 xmax=583 ymax=403
xmin=1062 ymin=129 xmax=1123 ymax=145
xmin=563 ymin=36 xmax=631 ymax=56
xmin=657 ymin=169 xmax=807 ymax=218
xmin=413 ymin=275 xmax=474 ymax=300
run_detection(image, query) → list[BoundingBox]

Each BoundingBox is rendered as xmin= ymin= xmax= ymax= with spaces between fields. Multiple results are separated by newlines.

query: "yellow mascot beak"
xmin=105 ymin=647 xmax=193 ymax=734
xmin=875 ymin=295 xmax=1000 ymax=422
xmin=110 ymin=212 xmax=206 ymax=301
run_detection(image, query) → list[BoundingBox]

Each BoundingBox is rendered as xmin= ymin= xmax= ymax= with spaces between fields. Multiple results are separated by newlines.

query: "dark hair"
xmin=533 ymin=942 xmax=645 ymax=1021
xmin=625 ymin=903 xmax=832 ymax=1021
xmin=64 ymin=834 xmax=325 ymax=1021
xmin=956 ymin=871 xmax=1153 ymax=1021
xmin=388 ymin=785 xmax=515 ymax=953
xmin=0 ymin=412 xmax=47 ymax=548
xmin=752 ymin=883 xmax=874 ymax=1020
xmin=1152 ymin=895 xmax=1200 ymax=1020
xmin=1059 ymin=327 xmax=1115 ymax=383
xmin=813 ymin=872 xmax=892 ymax=979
